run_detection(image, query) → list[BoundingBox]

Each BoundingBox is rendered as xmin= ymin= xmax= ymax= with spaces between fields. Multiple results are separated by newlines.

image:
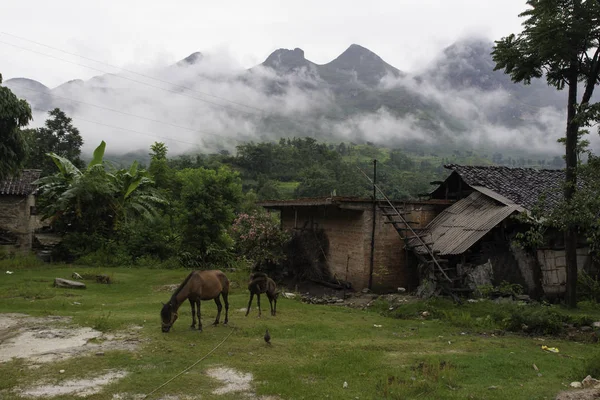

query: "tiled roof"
xmin=409 ymin=191 xmax=522 ymax=256
xmin=0 ymin=169 xmax=42 ymax=196
xmin=445 ymin=164 xmax=565 ymax=211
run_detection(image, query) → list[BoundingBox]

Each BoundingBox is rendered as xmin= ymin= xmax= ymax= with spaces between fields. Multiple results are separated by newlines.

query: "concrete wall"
xmin=0 ymin=194 xmax=36 ymax=253
xmin=279 ymin=202 xmax=443 ymax=292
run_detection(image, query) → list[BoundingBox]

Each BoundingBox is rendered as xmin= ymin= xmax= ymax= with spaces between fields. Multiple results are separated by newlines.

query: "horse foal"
xmin=245 ymin=272 xmax=278 ymax=317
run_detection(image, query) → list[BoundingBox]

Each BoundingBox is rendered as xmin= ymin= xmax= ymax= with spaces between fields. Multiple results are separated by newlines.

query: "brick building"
xmin=260 ymin=164 xmax=597 ymax=298
xmin=258 ymin=197 xmax=450 ymax=292
xmin=0 ymin=170 xmax=42 ymax=254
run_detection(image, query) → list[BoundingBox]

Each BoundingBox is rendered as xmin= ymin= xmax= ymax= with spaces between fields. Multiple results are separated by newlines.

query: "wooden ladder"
xmin=357 ymin=168 xmax=461 ymax=303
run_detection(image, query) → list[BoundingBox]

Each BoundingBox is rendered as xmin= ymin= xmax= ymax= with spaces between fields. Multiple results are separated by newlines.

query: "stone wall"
xmin=279 ymin=202 xmax=444 ymax=292
xmin=0 ymin=194 xmax=35 ymax=253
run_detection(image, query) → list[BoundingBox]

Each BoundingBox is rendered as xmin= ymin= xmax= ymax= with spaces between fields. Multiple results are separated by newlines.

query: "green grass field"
xmin=1 ymin=263 xmax=599 ymax=399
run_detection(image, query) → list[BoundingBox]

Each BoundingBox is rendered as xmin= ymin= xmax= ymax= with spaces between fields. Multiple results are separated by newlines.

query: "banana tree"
xmin=36 ymin=141 xmax=165 ymax=235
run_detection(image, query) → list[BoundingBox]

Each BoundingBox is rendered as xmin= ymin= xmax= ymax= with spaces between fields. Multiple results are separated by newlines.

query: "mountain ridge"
xmin=2 ymin=37 xmax=580 ymax=156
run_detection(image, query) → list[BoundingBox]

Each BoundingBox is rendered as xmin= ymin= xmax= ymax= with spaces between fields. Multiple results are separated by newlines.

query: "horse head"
xmin=160 ymin=301 xmax=178 ymax=333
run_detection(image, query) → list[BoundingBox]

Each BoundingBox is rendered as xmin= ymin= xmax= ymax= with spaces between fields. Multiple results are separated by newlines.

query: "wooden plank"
xmin=426 ymin=259 xmax=449 ymax=264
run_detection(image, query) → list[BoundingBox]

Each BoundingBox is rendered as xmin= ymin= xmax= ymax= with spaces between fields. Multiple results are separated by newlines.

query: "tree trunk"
xmin=565 ymin=70 xmax=579 ymax=308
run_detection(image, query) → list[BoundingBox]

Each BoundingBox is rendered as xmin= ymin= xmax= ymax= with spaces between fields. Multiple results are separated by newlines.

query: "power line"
xmin=0 ymin=32 xmax=332 ymax=136
xmin=1 ymin=32 xmax=569 ymax=141
xmin=10 ymin=82 xmax=243 ymax=142
xmin=0 ymin=31 xmax=266 ymax=114
xmin=0 ymin=39 xmax=263 ymax=118
xmin=72 ymin=115 xmax=240 ymax=148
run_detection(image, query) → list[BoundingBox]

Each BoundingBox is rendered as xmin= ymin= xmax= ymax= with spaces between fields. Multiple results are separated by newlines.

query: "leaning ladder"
xmin=357 ymin=167 xmax=461 ymax=303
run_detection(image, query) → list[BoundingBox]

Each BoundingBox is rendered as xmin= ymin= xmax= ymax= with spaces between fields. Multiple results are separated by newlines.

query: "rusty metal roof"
xmin=410 ymin=191 xmax=522 ymax=256
xmin=0 ymin=169 xmax=42 ymax=196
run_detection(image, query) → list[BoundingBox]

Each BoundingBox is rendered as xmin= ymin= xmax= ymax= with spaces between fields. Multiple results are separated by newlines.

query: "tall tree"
xmin=492 ymin=0 xmax=600 ymax=307
xmin=26 ymin=108 xmax=84 ymax=175
xmin=0 ymin=73 xmax=32 ymax=179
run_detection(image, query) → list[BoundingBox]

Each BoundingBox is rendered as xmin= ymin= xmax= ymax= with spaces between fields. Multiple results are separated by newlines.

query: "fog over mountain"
xmin=5 ymin=37 xmax=597 ymax=157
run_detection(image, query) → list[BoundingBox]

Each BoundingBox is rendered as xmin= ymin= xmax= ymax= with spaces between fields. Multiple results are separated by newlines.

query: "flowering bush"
xmin=230 ymin=210 xmax=290 ymax=266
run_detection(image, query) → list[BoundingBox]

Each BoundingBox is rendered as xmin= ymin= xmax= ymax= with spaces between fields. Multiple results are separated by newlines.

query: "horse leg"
xmin=273 ymin=293 xmax=277 ymax=316
xmin=196 ymin=299 xmax=202 ymax=332
xmin=222 ymin=292 xmax=229 ymax=325
xmin=245 ymin=292 xmax=254 ymax=317
xmin=213 ymin=296 xmax=223 ymax=326
xmin=267 ymin=293 xmax=274 ymax=316
xmin=190 ymin=298 xmax=196 ymax=329
xmin=257 ymin=293 xmax=262 ymax=318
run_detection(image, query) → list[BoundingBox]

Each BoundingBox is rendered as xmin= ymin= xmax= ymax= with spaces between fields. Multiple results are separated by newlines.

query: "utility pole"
xmin=368 ymin=159 xmax=377 ymax=290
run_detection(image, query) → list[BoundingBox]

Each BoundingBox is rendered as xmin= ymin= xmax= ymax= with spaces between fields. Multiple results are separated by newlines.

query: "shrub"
xmin=577 ymin=271 xmax=600 ymax=302
xmin=230 ymin=210 xmax=290 ymax=266
xmin=573 ymin=352 xmax=600 ymax=381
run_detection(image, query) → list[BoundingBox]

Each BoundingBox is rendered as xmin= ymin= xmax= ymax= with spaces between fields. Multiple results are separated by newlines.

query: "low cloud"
xmin=13 ymin=45 xmax=599 ymax=159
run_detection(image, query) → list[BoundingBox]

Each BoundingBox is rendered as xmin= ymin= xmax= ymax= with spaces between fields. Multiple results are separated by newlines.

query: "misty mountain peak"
xmin=324 ymin=43 xmax=401 ymax=85
xmin=442 ymin=37 xmax=494 ymax=60
xmin=4 ymin=77 xmax=50 ymax=92
xmin=177 ymin=51 xmax=204 ymax=66
xmin=262 ymin=47 xmax=312 ymax=73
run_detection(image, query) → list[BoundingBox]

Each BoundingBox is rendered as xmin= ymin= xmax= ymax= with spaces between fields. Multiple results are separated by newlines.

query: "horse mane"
xmin=170 ymin=271 xmax=195 ymax=302
xmin=250 ymin=272 xmax=268 ymax=280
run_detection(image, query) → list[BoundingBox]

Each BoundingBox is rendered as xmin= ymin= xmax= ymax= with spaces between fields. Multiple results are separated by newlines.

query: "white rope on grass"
xmin=143 ymin=327 xmax=236 ymax=399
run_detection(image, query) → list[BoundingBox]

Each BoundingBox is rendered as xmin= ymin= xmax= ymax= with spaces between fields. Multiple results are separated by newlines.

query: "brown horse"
xmin=245 ymin=272 xmax=278 ymax=317
xmin=161 ymin=270 xmax=229 ymax=333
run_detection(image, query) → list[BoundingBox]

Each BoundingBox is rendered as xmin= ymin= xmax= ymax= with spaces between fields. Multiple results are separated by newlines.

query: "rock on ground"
xmin=556 ymin=388 xmax=600 ymax=400
xmin=54 ymin=278 xmax=86 ymax=289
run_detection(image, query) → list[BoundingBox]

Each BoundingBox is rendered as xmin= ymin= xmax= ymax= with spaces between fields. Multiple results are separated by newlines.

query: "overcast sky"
xmin=1 ymin=0 xmax=528 ymax=88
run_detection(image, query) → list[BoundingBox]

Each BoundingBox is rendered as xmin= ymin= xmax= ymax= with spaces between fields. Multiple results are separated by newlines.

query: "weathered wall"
xmin=281 ymin=206 xmax=369 ymax=289
xmin=537 ymin=248 xmax=591 ymax=295
xmin=370 ymin=203 xmax=441 ymax=292
xmin=0 ymin=194 xmax=35 ymax=253
xmin=279 ymin=202 xmax=444 ymax=292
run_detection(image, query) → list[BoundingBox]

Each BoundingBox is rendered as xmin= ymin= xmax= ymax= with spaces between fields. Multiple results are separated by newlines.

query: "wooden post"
xmin=369 ymin=159 xmax=377 ymax=290
xmin=344 ymin=254 xmax=350 ymax=300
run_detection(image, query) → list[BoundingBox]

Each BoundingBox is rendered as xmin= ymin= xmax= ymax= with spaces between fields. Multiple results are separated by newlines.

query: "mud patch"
xmin=204 ymin=367 xmax=281 ymax=399
xmin=555 ymin=387 xmax=600 ymax=399
xmin=156 ymin=284 xmax=179 ymax=292
xmin=0 ymin=314 xmax=141 ymax=365
xmin=112 ymin=395 xmax=199 ymax=400
xmin=206 ymin=367 xmax=253 ymax=395
xmin=19 ymin=370 xmax=127 ymax=398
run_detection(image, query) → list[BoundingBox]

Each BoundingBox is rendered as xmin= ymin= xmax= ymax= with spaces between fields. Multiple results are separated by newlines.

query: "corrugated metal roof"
xmin=0 ymin=170 xmax=42 ymax=196
xmin=409 ymin=191 xmax=521 ymax=256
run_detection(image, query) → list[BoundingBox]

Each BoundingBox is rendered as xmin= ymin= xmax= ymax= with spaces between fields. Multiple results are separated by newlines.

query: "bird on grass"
xmin=264 ymin=329 xmax=271 ymax=345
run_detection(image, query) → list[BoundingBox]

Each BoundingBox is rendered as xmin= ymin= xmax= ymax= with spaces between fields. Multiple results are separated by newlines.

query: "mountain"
xmin=3 ymin=78 xmax=53 ymax=111
xmin=2 ymin=38 xmax=579 ymax=156
xmin=177 ymin=51 xmax=204 ymax=67
xmin=321 ymin=44 xmax=402 ymax=85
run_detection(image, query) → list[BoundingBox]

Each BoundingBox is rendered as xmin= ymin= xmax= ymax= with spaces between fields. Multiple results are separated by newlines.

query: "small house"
xmin=0 ymin=170 xmax=42 ymax=254
xmin=421 ymin=164 xmax=594 ymax=297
